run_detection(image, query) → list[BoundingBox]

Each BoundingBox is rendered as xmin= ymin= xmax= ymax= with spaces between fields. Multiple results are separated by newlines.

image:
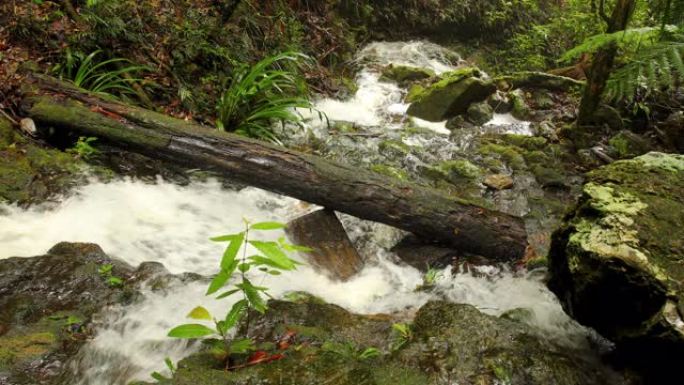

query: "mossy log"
xmin=19 ymin=74 xmax=527 ymax=260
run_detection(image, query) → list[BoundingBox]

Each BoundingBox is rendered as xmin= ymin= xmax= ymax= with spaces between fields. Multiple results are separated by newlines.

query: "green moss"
xmin=478 ymin=143 xmax=526 ymax=170
xmin=502 ymin=134 xmax=547 ymax=150
xmin=378 ymin=140 xmax=411 ymax=157
xmin=422 ymin=159 xmax=482 ymax=183
xmin=370 ymin=164 xmax=409 ymax=181
xmin=608 ymin=130 xmax=650 ymax=159
xmin=380 ymin=65 xmax=434 ymax=85
xmin=0 ymin=332 xmax=57 ymax=368
xmin=405 ymin=84 xmax=426 ymax=103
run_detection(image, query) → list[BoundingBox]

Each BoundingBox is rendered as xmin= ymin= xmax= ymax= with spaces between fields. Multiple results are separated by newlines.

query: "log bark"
xmin=19 ymin=75 xmax=528 ymax=261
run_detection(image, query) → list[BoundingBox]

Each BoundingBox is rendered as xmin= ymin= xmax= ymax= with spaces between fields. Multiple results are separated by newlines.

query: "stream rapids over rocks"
xmin=1 ymin=42 xmax=613 ymax=385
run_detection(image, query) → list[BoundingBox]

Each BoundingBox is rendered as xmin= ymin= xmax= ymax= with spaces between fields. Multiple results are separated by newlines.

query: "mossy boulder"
xmin=607 ymin=130 xmax=651 ymax=159
xmin=406 ymin=68 xmax=495 ymax=122
xmin=379 ymin=64 xmax=434 ymax=86
xmin=0 ymin=116 xmax=84 ymax=204
xmin=661 ymin=111 xmax=684 ymax=153
xmin=466 ymin=101 xmax=494 ymax=125
xmin=420 ymin=159 xmax=482 ymax=184
xmin=548 ymin=153 xmax=684 ymax=376
xmin=508 ymin=89 xmax=531 ymax=120
xmin=156 ymin=300 xmax=627 ymax=385
xmin=396 ymin=301 xmax=628 ymax=385
xmin=0 ymin=242 xmax=136 ymax=383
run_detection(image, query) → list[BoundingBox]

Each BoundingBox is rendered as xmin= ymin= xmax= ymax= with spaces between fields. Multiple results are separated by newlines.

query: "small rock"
xmin=19 ymin=118 xmax=37 ymax=136
xmin=483 ymin=174 xmax=514 ymax=190
xmin=466 ymin=101 xmax=494 ymax=126
xmin=487 ymin=90 xmax=512 ymax=113
xmin=285 ymin=209 xmax=364 ymax=281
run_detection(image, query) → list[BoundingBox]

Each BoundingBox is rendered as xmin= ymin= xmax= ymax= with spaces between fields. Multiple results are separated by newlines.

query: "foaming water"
xmin=0 ymin=177 xmax=595 ymax=384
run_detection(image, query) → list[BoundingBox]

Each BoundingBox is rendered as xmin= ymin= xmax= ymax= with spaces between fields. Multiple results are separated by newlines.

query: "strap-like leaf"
xmin=168 ymin=323 xmax=215 ymax=338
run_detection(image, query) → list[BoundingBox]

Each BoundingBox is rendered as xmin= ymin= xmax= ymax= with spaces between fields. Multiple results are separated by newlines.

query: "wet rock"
xmin=406 ymin=68 xmax=495 ymax=122
xmin=419 ymin=158 xmax=482 ymax=185
xmin=0 ymin=242 xmax=136 ymax=384
xmin=397 ymin=301 xmax=629 ymax=385
xmin=391 ymin=235 xmax=460 ymax=271
xmin=660 ymin=111 xmax=684 ymax=152
xmin=607 ymin=130 xmax=651 ymax=159
xmin=286 ymin=209 xmax=364 ymax=281
xmin=484 ymin=173 xmax=514 ymax=190
xmin=379 ymin=64 xmax=434 ymax=86
xmin=158 ymin=299 xmax=629 ymax=385
xmin=466 ymin=101 xmax=494 ymax=125
xmin=532 ymin=120 xmax=559 ymax=142
xmin=487 ymin=90 xmax=513 ymax=113
xmin=445 ymin=115 xmax=476 ymax=131
xmin=508 ymin=89 xmax=531 ymax=120
xmin=0 ymin=116 xmax=85 ymax=205
xmin=548 ymin=153 xmax=684 ymax=379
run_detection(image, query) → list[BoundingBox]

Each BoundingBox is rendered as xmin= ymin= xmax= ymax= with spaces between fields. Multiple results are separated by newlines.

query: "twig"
xmin=0 ymin=108 xmax=18 ymax=126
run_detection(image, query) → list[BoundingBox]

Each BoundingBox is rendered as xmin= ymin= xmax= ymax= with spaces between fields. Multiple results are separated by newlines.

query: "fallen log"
xmin=19 ymin=74 xmax=527 ymax=260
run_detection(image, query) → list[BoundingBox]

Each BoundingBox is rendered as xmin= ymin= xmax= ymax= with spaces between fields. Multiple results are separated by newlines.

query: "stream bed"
xmin=0 ymin=41 xmax=601 ymax=384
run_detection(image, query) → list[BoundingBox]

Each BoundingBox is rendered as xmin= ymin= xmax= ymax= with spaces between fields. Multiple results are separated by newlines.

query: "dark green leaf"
xmin=225 ymin=299 xmax=248 ymax=329
xmin=206 ymin=269 xmax=231 ymax=295
xmin=240 ymin=278 xmax=267 ymax=313
xmin=216 ymin=288 xmax=240 ymax=299
xmin=230 ymin=338 xmax=255 ymax=354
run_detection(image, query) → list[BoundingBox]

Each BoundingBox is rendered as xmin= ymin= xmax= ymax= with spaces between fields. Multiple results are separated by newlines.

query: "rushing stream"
xmin=0 ymin=41 xmax=600 ymax=384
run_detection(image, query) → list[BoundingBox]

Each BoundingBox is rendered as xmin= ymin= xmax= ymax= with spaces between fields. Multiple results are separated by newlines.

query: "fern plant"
xmin=562 ymin=25 xmax=683 ymax=102
xmin=216 ymin=51 xmax=314 ymax=144
xmin=54 ymin=49 xmax=147 ymax=97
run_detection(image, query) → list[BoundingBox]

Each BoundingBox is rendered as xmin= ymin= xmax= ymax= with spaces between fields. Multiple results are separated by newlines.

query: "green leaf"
xmin=221 ymin=232 xmax=245 ymax=270
xmin=151 ymin=372 xmax=169 ymax=381
xmin=187 ymin=306 xmax=212 ymax=321
xmin=168 ymin=324 xmax=215 ymax=339
xmin=250 ymin=221 xmax=286 ymax=230
xmin=225 ymin=299 xmax=248 ymax=329
xmin=107 ymin=276 xmax=123 ymax=287
xmin=216 ymin=288 xmax=240 ymax=299
xmin=240 ymin=278 xmax=267 ymax=313
xmin=164 ymin=357 xmax=175 ymax=373
xmin=238 ymin=263 xmax=251 ymax=273
xmin=210 ymin=233 xmax=240 ymax=242
xmin=249 ymin=240 xmax=297 ymax=270
xmin=229 ymin=338 xmax=255 ymax=354
xmin=206 ymin=269 xmax=232 ymax=295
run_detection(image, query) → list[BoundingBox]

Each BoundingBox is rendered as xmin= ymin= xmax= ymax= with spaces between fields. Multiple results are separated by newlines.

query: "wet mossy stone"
xmin=548 ymin=153 xmax=684 ymax=370
xmin=406 ymin=67 xmax=496 ymax=122
xmin=494 ymin=72 xmax=584 ymax=92
xmin=607 ymin=130 xmax=651 ymax=159
xmin=379 ymin=64 xmax=434 ymax=86
xmin=508 ymin=89 xmax=531 ymax=121
xmin=466 ymin=101 xmax=494 ymax=125
xmin=0 ymin=242 xmax=136 ymax=383
xmin=420 ymin=159 xmax=482 ymax=184
xmin=0 ymin=116 xmax=85 ymax=204
xmin=398 ymin=301 xmax=629 ymax=385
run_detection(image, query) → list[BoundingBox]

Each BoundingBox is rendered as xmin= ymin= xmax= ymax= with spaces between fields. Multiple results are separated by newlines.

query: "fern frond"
xmin=561 ymin=26 xmax=678 ymax=62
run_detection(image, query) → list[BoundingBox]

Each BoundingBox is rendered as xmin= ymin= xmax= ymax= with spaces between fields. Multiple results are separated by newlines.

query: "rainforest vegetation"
xmin=0 ymin=1 xmax=683 ymax=385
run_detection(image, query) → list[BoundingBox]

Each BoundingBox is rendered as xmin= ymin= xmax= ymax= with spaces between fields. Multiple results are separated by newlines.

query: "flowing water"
xmin=0 ymin=41 xmax=598 ymax=384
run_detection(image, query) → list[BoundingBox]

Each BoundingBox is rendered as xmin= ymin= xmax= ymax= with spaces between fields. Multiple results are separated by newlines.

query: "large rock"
xmin=406 ymin=68 xmax=495 ymax=122
xmin=548 ymin=153 xmax=684 ymax=375
xmin=286 ymin=209 xmax=364 ymax=281
xmin=0 ymin=243 xmax=136 ymax=384
xmin=156 ymin=299 xmax=629 ymax=385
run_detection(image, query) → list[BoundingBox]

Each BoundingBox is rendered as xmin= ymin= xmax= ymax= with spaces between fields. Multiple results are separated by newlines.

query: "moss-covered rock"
xmin=157 ymin=300 xmax=628 ymax=385
xmin=0 ymin=242 xmax=137 ymax=383
xmin=406 ymin=68 xmax=495 ymax=122
xmin=607 ymin=130 xmax=651 ymax=159
xmin=397 ymin=301 xmax=628 ymax=385
xmin=379 ymin=64 xmax=434 ymax=86
xmin=370 ymin=164 xmax=409 ymax=181
xmin=0 ymin=116 xmax=85 ymax=204
xmin=420 ymin=159 xmax=482 ymax=184
xmin=548 ymin=153 xmax=684 ymax=378
xmin=466 ymin=101 xmax=494 ymax=125
xmin=508 ymin=89 xmax=531 ymax=120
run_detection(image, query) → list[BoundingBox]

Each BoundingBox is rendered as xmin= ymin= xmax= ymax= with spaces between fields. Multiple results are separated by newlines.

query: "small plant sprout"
xmin=98 ymin=263 xmax=123 ymax=287
xmin=415 ymin=266 xmax=443 ymax=292
xmin=150 ymin=357 xmax=176 ymax=382
xmin=168 ymin=219 xmax=309 ymax=366
xmin=67 ymin=136 xmax=99 ymax=159
xmin=390 ymin=322 xmax=413 ymax=352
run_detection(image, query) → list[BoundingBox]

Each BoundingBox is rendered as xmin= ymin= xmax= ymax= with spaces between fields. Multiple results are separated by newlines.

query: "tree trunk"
xmin=577 ymin=0 xmax=637 ymax=125
xmin=19 ymin=74 xmax=528 ymax=261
